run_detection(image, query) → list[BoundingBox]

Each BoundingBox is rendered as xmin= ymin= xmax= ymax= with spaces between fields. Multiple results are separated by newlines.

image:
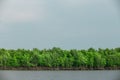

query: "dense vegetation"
xmin=0 ymin=47 xmax=120 ymax=69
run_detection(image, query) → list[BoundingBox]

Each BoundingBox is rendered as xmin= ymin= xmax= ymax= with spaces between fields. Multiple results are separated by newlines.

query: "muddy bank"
xmin=0 ymin=67 xmax=120 ymax=70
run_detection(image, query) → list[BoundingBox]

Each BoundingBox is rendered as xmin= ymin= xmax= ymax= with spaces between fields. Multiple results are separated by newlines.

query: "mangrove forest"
xmin=0 ymin=47 xmax=120 ymax=70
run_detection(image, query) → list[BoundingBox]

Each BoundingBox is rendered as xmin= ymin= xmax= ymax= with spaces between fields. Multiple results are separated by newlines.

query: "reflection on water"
xmin=0 ymin=70 xmax=120 ymax=80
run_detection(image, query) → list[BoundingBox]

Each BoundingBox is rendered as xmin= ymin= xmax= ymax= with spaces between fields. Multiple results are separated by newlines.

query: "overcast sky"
xmin=0 ymin=0 xmax=120 ymax=49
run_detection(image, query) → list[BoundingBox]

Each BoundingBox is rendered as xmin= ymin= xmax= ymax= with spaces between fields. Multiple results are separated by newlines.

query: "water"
xmin=0 ymin=70 xmax=120 ymax=80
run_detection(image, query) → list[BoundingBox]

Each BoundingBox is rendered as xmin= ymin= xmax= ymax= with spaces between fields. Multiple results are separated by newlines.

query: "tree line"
xmin=0 ymin=47 xmax=120 ymax=69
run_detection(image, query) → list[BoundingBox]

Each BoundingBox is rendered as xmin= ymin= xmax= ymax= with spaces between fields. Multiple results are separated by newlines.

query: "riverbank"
xmin=0 ymin=67 xmax=120 ymax=70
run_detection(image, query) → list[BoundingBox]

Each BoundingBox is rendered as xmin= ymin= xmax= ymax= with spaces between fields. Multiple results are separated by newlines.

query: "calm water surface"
xmin=0 ymin=70 xmax=120 ymax=80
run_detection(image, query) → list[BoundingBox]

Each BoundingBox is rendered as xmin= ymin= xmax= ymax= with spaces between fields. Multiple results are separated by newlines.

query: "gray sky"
xmin=0 ymin=0 xmax=120 ymax=49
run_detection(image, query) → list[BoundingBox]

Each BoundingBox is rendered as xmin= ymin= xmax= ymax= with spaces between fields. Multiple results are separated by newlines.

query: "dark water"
xmin=0 ymin=70 xmax=120 ymax=80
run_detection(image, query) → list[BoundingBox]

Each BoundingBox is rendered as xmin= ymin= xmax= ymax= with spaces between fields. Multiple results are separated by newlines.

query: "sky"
xmin=0 ymin=0 xmax=120 ymax=49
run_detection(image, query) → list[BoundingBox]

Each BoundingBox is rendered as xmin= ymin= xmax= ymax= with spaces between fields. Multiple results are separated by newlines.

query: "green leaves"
xmin=0 ymin=47 xmax=119 ymax=69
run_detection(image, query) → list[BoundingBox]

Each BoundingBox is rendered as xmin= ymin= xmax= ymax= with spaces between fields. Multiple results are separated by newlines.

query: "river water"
xmin=0 ymin=70 xmax=120 ymax=80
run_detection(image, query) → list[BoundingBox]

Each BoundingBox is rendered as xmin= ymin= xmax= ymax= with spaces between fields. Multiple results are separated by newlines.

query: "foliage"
xmin=0 ymin=47 xmax=120 ymax=68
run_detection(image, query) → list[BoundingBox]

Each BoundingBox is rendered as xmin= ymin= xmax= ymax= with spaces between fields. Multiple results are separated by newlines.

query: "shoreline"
xmin=0 ymin=67 xmax=120 ymax=70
